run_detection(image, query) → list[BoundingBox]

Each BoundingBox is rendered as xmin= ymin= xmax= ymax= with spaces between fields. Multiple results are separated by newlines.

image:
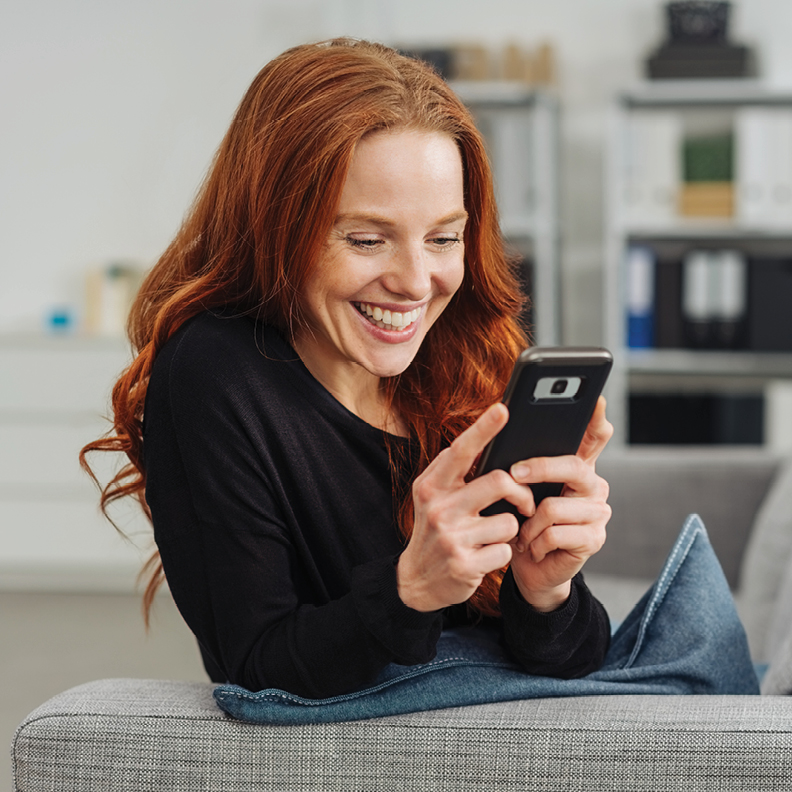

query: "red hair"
xmin=80 ymin=38 xmax=527 ymax=621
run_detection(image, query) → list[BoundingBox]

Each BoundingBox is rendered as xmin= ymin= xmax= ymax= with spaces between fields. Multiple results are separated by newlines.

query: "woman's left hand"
xmin=507 ymin=396 xmax=613 ymax=612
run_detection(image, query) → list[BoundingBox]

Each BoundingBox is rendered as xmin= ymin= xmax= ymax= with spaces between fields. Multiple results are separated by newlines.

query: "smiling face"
xmin=293 ymin=128 xmax=467 ymax=407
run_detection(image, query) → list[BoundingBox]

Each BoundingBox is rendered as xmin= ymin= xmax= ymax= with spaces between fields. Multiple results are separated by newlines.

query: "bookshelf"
xmin=604 ymin=81 xmax=792 ymax=447
xmin=452 ymin=82 xmax=560 ymax=346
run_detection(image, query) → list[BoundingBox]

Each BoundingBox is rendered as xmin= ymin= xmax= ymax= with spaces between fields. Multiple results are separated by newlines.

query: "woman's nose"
xmin=382 ymin=244 xmax=432 ymax=300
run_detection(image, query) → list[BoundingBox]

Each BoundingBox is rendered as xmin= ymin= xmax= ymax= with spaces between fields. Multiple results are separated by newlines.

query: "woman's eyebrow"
xmin=334 ymin=211 xmax=468 ymax=227
xmin=334 ymin=212 xmax=397 ymax=228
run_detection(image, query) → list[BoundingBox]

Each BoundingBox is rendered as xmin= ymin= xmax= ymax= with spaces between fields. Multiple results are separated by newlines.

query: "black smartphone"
xmin=476 ymin=347 xmax=613 ymax=518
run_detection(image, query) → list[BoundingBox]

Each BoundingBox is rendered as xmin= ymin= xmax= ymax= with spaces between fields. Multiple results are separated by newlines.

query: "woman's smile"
xmin=354 ymin=301 xmax=423 ymax=334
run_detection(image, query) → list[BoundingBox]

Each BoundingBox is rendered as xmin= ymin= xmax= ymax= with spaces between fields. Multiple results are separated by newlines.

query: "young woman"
xmin=82 ymin=38 xmax=613 ymax=699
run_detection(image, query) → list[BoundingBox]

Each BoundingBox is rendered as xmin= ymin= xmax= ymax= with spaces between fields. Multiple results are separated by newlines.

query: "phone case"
xmin=477 ymin=347 xmax=612 ymax=518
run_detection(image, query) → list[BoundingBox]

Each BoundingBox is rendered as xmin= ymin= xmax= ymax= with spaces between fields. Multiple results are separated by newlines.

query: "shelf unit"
xmin=452 ymin=81 xmax=560 ymax=346
xmin=0 ymin=333 xmax=149 ymax=590
xmin=604 ymin=81 xmax=792 ymax=447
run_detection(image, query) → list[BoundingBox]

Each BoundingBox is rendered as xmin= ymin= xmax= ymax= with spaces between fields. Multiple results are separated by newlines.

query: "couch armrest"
xmin=12 ymin=679 xmax=792 ymax=791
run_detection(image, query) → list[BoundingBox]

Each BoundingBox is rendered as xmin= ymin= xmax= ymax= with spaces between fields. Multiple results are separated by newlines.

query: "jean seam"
xmin=215 ymin=659 xmax=516 ymax=707
xmin=624 ymin=514 xmax=704 ymax=669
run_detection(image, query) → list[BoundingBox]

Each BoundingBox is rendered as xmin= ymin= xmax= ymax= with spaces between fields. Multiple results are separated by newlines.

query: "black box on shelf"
xmin=647 ymin=43 xmax=752 ymax=79
xmin=748 ymin=259 xmax=792 ymax=352
xmin=629 ymin=393 xmax=764 ymax=445
xmin=646 ymin=1 xmax=754 ymax=79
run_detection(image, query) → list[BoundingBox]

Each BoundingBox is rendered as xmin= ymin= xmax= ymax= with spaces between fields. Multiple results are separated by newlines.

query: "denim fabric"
xmin=214 ymin=515 xmax=759 ymax=725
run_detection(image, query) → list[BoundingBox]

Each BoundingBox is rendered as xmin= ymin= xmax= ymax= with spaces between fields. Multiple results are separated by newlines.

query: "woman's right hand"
xmin=396 ymin=403 xmax=535 ymax=612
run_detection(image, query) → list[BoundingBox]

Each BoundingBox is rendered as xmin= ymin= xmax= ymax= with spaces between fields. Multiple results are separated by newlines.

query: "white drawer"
xmin=0 ymin=418 xmax=119 ymax=487
xmin=0 ymin=497 xmax=150 ymax=566
xmin=0 ymin=338 xmax=132 ymax=415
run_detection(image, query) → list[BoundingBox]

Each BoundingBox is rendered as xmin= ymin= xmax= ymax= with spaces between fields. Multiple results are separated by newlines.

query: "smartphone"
xmin=476 ymin=347 xmax=613 ymax=518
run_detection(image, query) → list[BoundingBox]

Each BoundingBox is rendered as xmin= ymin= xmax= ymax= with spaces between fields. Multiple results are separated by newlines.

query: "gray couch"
xmin=12 ymin=449 xmax=792 ymax=791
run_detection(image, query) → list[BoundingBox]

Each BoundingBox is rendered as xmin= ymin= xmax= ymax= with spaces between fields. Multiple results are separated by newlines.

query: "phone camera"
xmin=551 ymin=379 xmax=568 ymax=394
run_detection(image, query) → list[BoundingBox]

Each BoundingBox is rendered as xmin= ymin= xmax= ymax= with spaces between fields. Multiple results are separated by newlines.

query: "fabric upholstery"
xmin=738 ymin=457 xmax=792 ymax=662
xmin=594 ymin=449 xmax=777 ymax=587
xmin=762 ymin=626 xmax=792 ymax=695
xmin=12 ymin=678 xmax=792 ymax=792
xmin=761 ymin=544 xmax=792 ymax=694
xmin=765 ymin=536 xmax=792 ymax=664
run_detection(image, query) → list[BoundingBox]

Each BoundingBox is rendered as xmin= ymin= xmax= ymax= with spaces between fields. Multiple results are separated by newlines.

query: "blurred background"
xmin=4 ymin=0 xmax=792 ymax=785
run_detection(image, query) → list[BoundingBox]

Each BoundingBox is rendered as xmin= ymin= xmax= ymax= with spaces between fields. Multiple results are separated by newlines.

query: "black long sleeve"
xmin=142 ymin=311 xmax=610 ymax=698
xmin=499 ymin=569 xmax=611 ymax=678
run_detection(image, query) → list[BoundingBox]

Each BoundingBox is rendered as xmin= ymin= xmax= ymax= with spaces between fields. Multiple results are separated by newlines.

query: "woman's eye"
xmin=430 ymin=235 xmax=461 ymax=248
xmin=346 ymin=236 xmax=383 ymax=249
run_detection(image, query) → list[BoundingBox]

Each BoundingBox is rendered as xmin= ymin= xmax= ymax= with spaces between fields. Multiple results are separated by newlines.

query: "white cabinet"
xmin=604 ymin=81 xmax=792 ymax=447
xmin=0 ymin=336 xmax=150 ymax=590
xmin=452 ymin=82 xmax=560 ymax=346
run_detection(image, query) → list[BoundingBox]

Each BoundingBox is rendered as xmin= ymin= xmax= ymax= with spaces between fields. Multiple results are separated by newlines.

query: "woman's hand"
xmin=507 ymin=396 xmax=613 ymax=611
xmin=397 ymin=403 xmax=535 ymax=613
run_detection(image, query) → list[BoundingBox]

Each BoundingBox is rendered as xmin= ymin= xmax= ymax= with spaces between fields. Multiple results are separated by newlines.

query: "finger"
xmin=576 ymin=396 xmax=614 ymax=466
xmin=465 ymin=511 xmax=522 ymax=548
xmin=515 ymin=491 xmax=611 ymax=552
xmin=510 ymin=455 xmax=606 ymax=498
xmin=472 ymin=541 xmax=513 ymax=575
xmin=456 ymin=468 xmax=536 ymax=520
xmin=428 ymin=402 xmax=509 ymax=484
xmin=528 ymin=520 xmax=607 ymax=565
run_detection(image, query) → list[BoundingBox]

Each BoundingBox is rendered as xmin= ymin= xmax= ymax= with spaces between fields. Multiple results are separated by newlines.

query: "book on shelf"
xmin=681 ymin=249 xmax=747 ymax=349
xmin=622 ymin=111 xmax=682 ymax=227
xmin=679 ymin=133 xmax=734 ymax=218
xmin=735 ymin=107 xmax=792 ymax=228
xmin=627 ymin=247 xmax=760 ymax=352
xmin=654 ymin=257 xmax=685 ymax=348
xmin=629 ymin=392 xmax=763 ymax=445
xmin=625 ymin=245 xmax=655 ymax=348
xmin=747 ymin=258 xmax=792 ymax=351
xmin=622 ymin=114 xmax=740 ymax=224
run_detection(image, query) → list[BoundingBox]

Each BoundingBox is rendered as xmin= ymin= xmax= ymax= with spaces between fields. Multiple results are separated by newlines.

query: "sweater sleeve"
xmin=143 ymin=321 xmax=442 ymax=699
xmin=498 ymin=567 xmax=611 ymax=678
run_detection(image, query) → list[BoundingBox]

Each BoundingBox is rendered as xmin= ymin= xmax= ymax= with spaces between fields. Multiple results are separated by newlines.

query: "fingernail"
xmin=511 ymin=462 xmax=530 ymax=479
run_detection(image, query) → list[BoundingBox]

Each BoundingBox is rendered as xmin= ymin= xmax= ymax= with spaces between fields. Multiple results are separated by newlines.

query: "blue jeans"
xmin=215 ymin=515 xmax=759 ymax=724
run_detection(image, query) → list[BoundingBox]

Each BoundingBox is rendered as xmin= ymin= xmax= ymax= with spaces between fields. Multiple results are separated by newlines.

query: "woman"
xmin=82 ymin=38 xmax=613 ymax=699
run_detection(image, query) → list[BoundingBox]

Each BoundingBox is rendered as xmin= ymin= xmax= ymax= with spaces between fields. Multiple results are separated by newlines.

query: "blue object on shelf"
xmin=628 ymin=314 xmax=655 ymax=349
xmin=626 ymin=246 xmax=656 ymax=349
xmin=47 ymin=307 xmax=73 ymax=334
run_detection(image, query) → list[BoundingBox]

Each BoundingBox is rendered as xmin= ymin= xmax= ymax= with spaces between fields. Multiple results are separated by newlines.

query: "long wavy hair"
xmin=80 ymin=38 xmax=527 ymax=620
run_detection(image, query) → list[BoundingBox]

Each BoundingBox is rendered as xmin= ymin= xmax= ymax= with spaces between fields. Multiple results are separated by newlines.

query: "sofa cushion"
xmin=762 ymin=624 xmax=792 ymax=695
xmin=761 ymin=546 xmax=792 ymax=694
xmin=738 ymin=457 xmax=792 ymax=663
xmin=12 ymin=679 xmax=792 ymax=792
xmin=594 ymin=448 xmax=777 ymax=587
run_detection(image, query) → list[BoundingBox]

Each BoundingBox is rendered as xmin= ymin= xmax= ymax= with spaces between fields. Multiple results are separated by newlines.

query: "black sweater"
xmin=142 ymin=311 xmax=610 ymax=697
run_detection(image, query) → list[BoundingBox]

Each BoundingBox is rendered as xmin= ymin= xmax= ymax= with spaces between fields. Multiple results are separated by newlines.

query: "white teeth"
xmin=357 ymin=303 xmax=422 ymax=331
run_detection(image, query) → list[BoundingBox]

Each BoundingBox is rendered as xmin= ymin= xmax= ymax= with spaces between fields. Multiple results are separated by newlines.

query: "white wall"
xmin=4 ymin=0 xmax=792 ymax=338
